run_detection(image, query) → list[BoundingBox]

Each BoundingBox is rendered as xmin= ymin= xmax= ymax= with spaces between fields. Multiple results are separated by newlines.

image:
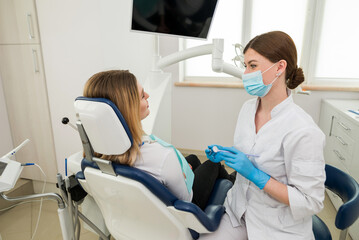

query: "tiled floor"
xmin=0 ymin=190 xmax=353 ymax=240
xmin=0 ymin=199 xmax=99 ymax=240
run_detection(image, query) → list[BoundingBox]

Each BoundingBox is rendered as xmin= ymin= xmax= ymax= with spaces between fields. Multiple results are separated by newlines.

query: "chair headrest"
xmin=74 ymin=97 xmax=133 ymax=155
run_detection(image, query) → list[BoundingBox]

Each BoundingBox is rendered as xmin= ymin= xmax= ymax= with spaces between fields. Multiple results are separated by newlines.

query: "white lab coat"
xmin=201 ymin=92 xmax=326 ymax=240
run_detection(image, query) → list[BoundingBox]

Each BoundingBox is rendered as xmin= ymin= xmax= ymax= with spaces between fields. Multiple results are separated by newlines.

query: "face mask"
xmin=242 ymin=62 xmax=280 ymax=97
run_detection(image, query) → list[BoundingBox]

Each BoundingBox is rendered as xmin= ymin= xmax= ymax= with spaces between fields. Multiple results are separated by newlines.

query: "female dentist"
xmin=201 ymin=31 xmax=326 ymax=239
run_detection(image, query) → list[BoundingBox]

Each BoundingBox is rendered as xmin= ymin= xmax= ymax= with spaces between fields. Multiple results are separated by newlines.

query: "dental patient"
xmin=83 ymin=69 xmax=234 ymax=210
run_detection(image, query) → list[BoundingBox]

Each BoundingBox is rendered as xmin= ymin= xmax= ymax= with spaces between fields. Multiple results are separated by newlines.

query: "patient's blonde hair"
xmin=83 ymin=70 xmax=143 ymax=166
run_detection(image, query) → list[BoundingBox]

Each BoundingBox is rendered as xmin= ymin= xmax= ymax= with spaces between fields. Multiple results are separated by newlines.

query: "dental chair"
xmin=69 ymin=97 xmax=233 ymax=240
xmin=312 ymin=164 xmax=359 ymax=240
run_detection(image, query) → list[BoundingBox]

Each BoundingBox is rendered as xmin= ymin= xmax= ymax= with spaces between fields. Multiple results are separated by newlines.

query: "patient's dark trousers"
xmin=185 ymin=154 xmax=233 ymax=210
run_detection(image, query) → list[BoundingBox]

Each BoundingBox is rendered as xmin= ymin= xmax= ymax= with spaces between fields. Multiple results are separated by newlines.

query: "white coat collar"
xmin=254 ymin=88 xmax=293 ymax=118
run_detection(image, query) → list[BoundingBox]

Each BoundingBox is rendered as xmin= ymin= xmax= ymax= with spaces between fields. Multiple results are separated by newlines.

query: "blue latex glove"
xmin=205 ymin=145 xmax=225 ymax=163
xmin=218 ymin=146 xmax=270 ymax=189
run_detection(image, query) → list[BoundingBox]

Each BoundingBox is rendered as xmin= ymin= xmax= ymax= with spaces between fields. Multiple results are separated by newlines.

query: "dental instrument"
xmin=211 ymin=146 xmax=260 ymax=158
xmin=2 ymin=138 xmax=29 ymax=159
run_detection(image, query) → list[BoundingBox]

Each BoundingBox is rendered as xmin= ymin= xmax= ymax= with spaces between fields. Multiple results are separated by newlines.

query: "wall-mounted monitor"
xmin=131 ymin=0 xmax=218 ymax=39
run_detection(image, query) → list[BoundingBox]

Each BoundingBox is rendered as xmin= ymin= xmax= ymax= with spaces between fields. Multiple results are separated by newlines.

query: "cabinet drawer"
xmin=331 ymin=121 xmax=355 ymax=157
xmin=333 ymin=115 xmax=359 ymax=141
xmin=331 ymin=147 xmax=352 ymax=168
xmin=326 ymin=140 xmax=351 ymax=172
xmin=0 ymin=0 xmax=40 ymax=44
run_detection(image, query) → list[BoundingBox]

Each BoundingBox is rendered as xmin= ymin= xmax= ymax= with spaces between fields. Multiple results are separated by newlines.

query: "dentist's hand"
xmin=205 ymin=145 xmax=224 ymax=163
xmin=219 ymin=147 xmax=270 ymax=189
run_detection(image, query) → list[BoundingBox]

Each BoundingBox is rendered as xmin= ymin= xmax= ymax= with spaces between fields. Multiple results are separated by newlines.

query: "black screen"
xmin=131 ymin=0 xmax=218 ymax=39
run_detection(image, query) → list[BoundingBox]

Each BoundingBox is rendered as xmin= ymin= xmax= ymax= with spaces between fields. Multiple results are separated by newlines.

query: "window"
xmin=184 ymin=0 xmax=243 ymax=78
xmin=250 ymin=0 xmax=307 ymax=64
xmin=182 ymin=0 xmax=359 ymax=87
xmin=313 ymin=0 xmax=359 ymax=84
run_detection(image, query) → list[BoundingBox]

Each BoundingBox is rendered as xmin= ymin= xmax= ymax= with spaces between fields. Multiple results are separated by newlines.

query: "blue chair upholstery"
xmin=313 ymin=215 xmax=332 ymax=240
xmin=207 ymin=179 xmax=234 ymax=206
xmin=313 ymin=164 xmax=359 ymax=240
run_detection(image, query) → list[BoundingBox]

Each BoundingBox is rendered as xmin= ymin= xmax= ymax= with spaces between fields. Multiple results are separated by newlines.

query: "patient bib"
xmin=149 ymin=135 xmax=194 ymax=194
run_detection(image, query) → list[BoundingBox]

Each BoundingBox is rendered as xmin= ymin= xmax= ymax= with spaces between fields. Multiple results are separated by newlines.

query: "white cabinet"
xmin=319 ymin=99 xmax=359 ymax=240
xmin=0 ymin=0 xmax=40 ymax=44
xmin=0 ymin=0 xmax=57 ymax=182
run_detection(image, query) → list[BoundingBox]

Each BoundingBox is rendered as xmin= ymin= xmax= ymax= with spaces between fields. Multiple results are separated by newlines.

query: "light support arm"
xmin=155 ymin=38 xmax=243 ymax=79
xmin=156 ymin=43 xmax=213 ymax=70
xmin=211 ymin=39 xmax=243 ymax=78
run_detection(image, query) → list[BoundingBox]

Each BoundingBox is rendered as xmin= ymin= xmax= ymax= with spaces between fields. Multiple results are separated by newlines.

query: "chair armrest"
xmin=207 ymin=179 xmax=233 ymax=206
xmin=325 ymin=164 xmax=359 ymax=230
xmin=336 ymin=196 xmax=359 ymax=229
xmin=76 ymin=171 xmax=85 ymax=180
xmin=203 ymin=205 xmax=226 ymax=229
xmin=173 ymin=200 xmax=225 ymax=232
xmin=312 ymin=215 xmax=332 ymax=240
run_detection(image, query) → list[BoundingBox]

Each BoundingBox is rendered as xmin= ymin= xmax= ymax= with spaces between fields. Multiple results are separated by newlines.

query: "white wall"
xmin=36 ymin=0 xmax=155 ymax=175
xmin=171 ymin=87 xmax=359 ymax=151
xmin=172 ymin=86 xmax=251 ymax=149
xmin=0 ymin=75 xmax=13 ymax=157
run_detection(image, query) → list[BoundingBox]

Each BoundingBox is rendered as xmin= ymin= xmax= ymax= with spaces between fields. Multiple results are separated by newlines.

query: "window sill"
xmin=175 ymin=81 xmax=243 ymax=88
xmin=174 ymin=81 xmax=359 ymax=92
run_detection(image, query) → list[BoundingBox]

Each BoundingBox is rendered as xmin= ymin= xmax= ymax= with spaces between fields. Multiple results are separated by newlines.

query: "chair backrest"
xmin=73 ymin=97 xmax=229 ymax=240
xmin=325 ymin=164 xmax=359 ymax=230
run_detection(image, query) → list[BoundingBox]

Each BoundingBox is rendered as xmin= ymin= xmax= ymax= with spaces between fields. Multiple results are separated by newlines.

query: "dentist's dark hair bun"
xmin=286 ymin=66 xmax=304 ymax=89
